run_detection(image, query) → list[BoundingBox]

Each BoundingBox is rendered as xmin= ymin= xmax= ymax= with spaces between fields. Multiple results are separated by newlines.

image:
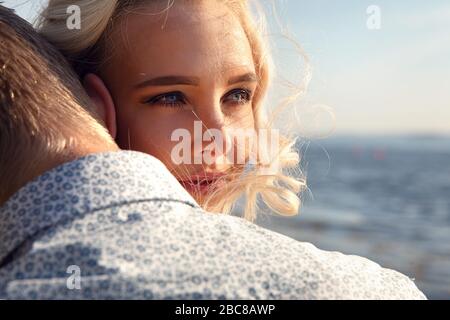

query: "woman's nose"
xmin=193 ymin=97 xmax=223 ymax=126
xmin=192 ymin=105 xmax=232 ymax=166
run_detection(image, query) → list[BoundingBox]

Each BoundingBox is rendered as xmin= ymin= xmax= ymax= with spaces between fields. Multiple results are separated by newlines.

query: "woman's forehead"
xmin=109 ymin=1 xmax=255 ymax=78
xmin=129 ymin=0 xmax=236 ymax=28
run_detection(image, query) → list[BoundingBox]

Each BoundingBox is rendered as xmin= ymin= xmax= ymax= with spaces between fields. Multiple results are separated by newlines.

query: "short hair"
xmin=0 ymin=5 xmax=114 ymax=204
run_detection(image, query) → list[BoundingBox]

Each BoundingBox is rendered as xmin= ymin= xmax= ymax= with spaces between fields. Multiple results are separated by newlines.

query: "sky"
xmin=2 ymin=0 xmax=450 ymax=136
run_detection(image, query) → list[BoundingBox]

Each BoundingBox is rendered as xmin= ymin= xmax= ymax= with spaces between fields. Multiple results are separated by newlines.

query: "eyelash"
xmin=144 ymin=88 xmax=253 ymax=108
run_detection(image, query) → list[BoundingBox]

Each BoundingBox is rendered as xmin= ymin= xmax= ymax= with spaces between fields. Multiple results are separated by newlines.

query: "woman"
xmin=37 ymin=0 xmax=306 ymax=222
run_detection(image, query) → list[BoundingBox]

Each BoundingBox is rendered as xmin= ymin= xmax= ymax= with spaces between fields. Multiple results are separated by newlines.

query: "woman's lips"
xmin=178 ymin=173 xmax=226 ymax=194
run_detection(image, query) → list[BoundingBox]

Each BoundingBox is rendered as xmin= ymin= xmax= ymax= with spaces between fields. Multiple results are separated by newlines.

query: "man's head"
xmin=0 ymin=5 xmax=118 ymax=205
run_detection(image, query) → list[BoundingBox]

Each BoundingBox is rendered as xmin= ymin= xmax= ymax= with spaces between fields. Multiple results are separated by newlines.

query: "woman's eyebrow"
xmin=227 ymin=72 xmax=258 ymax=85
xmin=134 ymin=72 xmax=257 ymax=89
xmin=134 ymin=76 xmax=200 ymax=88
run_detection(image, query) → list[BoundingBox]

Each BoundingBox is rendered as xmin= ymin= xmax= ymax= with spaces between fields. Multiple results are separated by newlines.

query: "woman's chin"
xmin=180 ymin=178 xmax=224 ymax=196
xmin=180 ymin=182 xmax=222 ymax=208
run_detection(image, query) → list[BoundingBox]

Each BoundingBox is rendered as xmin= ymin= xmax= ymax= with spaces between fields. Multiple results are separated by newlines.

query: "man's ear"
xmin=83 ymin=73 xmax=117 ymax=139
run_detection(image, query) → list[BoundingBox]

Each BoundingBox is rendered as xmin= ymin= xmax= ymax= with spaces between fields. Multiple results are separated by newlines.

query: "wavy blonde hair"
xmin=37 ymin=0 xmax=308 ymax=222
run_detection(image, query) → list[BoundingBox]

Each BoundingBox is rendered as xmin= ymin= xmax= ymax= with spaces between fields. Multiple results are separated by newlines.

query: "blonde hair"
xmin=38 ymin=0 xmax=308 ymax=222
xmin=0 ymin=5 xmax=115 ymax=205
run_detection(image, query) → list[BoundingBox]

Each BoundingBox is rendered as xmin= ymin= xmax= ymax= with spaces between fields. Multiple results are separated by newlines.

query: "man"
xmin=0 ymin=6 xmax=426 ymax=299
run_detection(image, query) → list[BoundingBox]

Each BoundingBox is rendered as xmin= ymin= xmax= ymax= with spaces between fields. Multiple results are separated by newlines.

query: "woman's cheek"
xmin=131 ymin=114 xmax=189 ymax=168
xmin=133 ymin=122 xmax=175 ymax=158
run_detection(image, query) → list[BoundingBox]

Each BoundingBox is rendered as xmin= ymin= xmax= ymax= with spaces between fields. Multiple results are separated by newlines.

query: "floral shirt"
xmin=0 ymin=151 xmax=426 ymax=299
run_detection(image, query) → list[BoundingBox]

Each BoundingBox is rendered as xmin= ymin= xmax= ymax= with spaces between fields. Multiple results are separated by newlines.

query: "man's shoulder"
xmin=1 ymin=200 xmax=426 ymax=299
xmin=0 ymin=151 xmax=426 ymax=299
xmin=0 ymin=151 xmax=198 ymax=265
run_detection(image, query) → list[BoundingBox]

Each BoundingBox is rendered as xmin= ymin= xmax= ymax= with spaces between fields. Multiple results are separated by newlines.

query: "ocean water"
xmin=256 ymin=135 xmax=450 ymax=299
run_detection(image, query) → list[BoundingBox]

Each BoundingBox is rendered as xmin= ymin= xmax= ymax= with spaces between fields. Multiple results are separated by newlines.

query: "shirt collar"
xmin=0 ymin=151 xmax=199 ymax=263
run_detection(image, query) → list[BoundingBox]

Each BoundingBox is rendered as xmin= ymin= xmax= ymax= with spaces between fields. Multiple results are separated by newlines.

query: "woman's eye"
xmin=223 ymin=89 xmax=252 ymax=105
xmin=144 ymin=92 xmax=186 ymax=108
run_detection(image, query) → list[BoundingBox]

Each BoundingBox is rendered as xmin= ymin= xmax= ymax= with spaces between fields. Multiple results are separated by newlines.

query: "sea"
xmin=255 ymin=134 xmax=450 ymax=299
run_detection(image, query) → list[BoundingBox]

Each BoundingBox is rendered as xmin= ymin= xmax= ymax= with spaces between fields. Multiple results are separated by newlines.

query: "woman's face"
xmin=99 ymin=1 xmax=257 ymax=202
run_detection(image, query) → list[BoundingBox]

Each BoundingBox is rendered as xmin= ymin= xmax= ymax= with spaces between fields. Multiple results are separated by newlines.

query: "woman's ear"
xmin=83 ymin=73 xmax=117 ymax=139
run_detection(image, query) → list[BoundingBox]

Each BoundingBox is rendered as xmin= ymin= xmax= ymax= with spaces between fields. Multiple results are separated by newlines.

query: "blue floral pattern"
xmin=0 ymin=151 xmax=426 ymax=299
